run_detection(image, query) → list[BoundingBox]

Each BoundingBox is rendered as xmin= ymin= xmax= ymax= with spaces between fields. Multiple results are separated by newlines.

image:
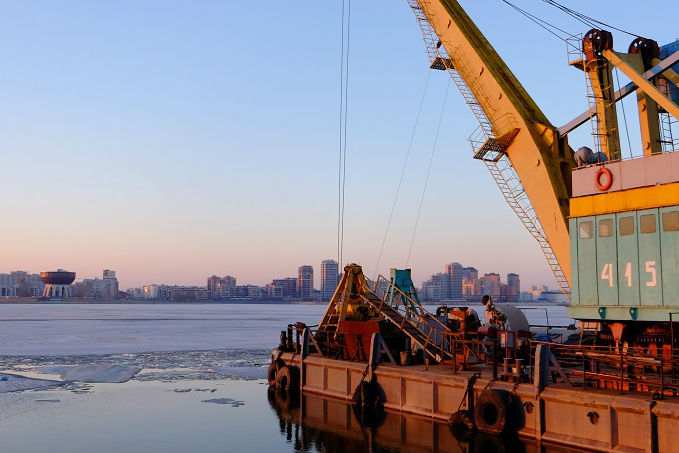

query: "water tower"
xmin=40 ymin=269 xmax=76 ymax=298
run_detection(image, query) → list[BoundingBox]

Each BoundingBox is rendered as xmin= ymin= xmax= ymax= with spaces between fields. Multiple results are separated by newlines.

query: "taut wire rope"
xmin=406 ymin=79 xmax=451 ymax=267
xmin=373 ymin=69 xmax=432 ymax=280
xmin=615 ymin=68 xmax=634 ymax=159
xmin=337 ymin=0 xmax=351 ymax=268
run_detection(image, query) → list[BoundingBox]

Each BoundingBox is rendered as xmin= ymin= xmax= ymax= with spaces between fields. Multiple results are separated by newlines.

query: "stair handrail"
xmin=374 ymin=275 xmax=449 ymax=331
xmin=370 ymin=275 xmax=453 ymax=354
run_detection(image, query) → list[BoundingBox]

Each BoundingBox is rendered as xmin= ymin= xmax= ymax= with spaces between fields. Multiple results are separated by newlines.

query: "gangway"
xmin=367 ymin=275 xmax=452 ymax=362
xmin=315 ymin=264 xmax=455 ymax=363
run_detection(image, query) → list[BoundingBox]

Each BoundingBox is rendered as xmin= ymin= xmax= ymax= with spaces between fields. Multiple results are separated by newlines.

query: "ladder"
xmin=659 ymin=111 xmax=678 ymax=152
xmin=407 ymin=0 xmax=571 ymax=298
xmin=484 ymin=156 xmax=571 ymax=296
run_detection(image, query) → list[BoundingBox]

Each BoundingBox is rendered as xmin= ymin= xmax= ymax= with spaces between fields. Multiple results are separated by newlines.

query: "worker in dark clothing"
xmin=481 ymin=294 xmax=506 ymax=328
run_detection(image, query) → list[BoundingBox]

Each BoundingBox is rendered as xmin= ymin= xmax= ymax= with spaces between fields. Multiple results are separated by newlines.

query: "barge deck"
xmin=275 ymin=349 xmax=679 ymax=453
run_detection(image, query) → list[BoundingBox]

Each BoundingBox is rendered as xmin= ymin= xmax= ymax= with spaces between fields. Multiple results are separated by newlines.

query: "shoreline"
xmin=0 ymin=298 xmax=327 ymax=305
xmin=0 ymin=298 xmax=567 ymax=306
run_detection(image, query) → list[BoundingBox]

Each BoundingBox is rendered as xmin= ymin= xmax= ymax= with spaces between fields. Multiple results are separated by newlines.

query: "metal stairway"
xmin=314 ymin=267 xmax=453 ymax=362
xmin=407 ymin=0 xmax=571 ymax=298
xmin=365 ymin=276 xmax=453 ymax=362
xmin=483 ymin=157 xmax=571 ymax=296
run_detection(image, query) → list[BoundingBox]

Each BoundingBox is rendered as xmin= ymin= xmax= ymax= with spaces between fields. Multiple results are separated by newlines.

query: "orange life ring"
xmin=595 ymin=167 xmax=613 ymax=191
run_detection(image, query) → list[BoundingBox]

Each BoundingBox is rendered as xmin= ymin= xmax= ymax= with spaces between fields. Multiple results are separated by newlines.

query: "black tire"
xmin=509 ymin=393 xmax=525 ymax=431
xmin=351 ymin=400 xmax=386 ymax=429
xmin=448 ymin=409 xmax=475 ymax=431
xmin=267 ymin=362 xmax=278 ymax=388
xmin=473 ymin=389 xmax=516 ymax=436
xmin=352 ymin=378 xmax=383 ymax=410
xmin=275 ymin=387 xmax=300 ymax=412
xmin=472 ymin=431 xmax=525 ymax=453
xmin=275 ymin=365 xmax=299 ymax=392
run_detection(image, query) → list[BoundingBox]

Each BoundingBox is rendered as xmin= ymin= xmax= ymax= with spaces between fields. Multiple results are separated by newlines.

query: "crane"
xmin=407 ymin=0 xmax=574 ymax=296
xmin=407 ymin=0 xmax=679 ymax=347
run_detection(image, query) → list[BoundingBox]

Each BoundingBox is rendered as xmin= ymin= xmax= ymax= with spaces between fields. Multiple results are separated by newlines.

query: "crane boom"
xmin=411 ymin=0 xmax=574 ymax=285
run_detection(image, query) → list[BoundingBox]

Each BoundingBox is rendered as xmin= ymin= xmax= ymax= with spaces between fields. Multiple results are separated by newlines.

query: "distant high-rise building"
xmin=445 ymin=262 xmax=464 ymax=300
xmin=506 ymin=273 xmax=520 ymax=302
xmin=282 ymin=277 xmax=297 ymax=297
xmin=72 ymin=269 xmax=119 ymax=299
xmin=157 ymin=285 xmax=208 ymax=301
xmin=0 ymin=271 xmax=44 ymax=297
xmin=207 ymin=275 xmax=237 ymax=299
xmin=297 ymin=265 xmax=313 ymax=301
xmin=421 ymin=272 xmax=451 ymax=302
xmin=462 ymin=267 xmax=478 ymax=281
xmin=222 ymin=276 xmax=236 ymax=297
xmin=266 ymin=277 xmax=297 ymax=299
xmin=207 ymin=275 xmax=222 ymax=299
xmin=480 ymin=273 xmax=501 ymax=297
xmin=321 ymin=259 xmax=340 ymax=301
xmin=500 ymin=283 xmax=508 ymax=299
xmin=462 ymin=277 xmax=480 ymax=298
xmin=102 ymin=270 xmax=119 ymax=299
xmin=267 ymin=280 xmax=285 ymax=299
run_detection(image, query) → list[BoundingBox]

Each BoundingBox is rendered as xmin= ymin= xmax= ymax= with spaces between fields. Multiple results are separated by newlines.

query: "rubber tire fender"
xmin=473 ymin=389 xmax=515 ymax=436
xmin=352 ymin=379 xmax=383 ymax=410
xmin=267 ymin=362 xmax=278 ymax=388
xmin=275 ymin=365 xmax=299 ymax=392
xmin=448 ymin=409 xmax=475 ymax=431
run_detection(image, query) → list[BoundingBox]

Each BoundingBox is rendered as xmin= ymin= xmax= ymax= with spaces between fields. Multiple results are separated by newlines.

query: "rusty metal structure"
xmin=408 ymin=0 xmax=679 ymax=350
xmin=269 ymin=1 xmax=679 ymax=451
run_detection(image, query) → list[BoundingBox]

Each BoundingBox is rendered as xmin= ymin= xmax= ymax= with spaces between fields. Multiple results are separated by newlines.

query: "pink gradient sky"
xmin=2 ymin=1 xmax=673 ymax=289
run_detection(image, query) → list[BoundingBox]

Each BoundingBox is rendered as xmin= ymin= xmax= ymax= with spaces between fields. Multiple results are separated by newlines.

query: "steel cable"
xmin=615 ymin=68 xmax=634 ymax=159
xmin=373 ymin=69 xmax=432 ymax=280
xmin=337 ymin=0 xmax=351 ymax=268
xmin=406 ymin=79 xmax=451 ymax=267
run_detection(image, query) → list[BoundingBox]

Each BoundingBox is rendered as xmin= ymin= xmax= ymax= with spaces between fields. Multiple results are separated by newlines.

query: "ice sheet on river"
xmin=0 ymin=349 xmax=269 ymax=383
xmin=0 ymin=373 xmax=62 ymax=393
xmin=60 ymin=364 xmax=140 ymax=383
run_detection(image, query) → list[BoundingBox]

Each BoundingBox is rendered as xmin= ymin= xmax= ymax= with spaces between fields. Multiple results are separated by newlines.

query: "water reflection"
xmin=268 ymin=389 xmax=587 ymax=453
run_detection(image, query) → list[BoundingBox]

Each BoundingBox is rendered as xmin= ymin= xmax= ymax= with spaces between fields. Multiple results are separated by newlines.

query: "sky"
xmin=1 ymin=1 xmax=676 ymax=289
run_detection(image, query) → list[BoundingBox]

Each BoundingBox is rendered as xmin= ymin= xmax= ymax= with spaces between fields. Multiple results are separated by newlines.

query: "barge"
xmin=269 ymin=1 xmax=679 ymax=451
xmin=269 ymin=265 xmax=678 ymax=453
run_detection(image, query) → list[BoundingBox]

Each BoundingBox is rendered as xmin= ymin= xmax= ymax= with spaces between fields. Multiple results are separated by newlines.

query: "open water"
xmin=0 ymin=303 xmax=582 ymax=452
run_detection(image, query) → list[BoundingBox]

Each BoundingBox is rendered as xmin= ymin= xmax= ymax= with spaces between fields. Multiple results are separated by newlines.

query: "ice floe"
xmin=0 ymin=349 xmax=270 ymax=383
xmin=202 ymin=398 xmax=245 ymax=407
xmin=60 ymin=364 xmax=140 ymax=383
xmin=0 ymin=373 xmax=62 ymax=393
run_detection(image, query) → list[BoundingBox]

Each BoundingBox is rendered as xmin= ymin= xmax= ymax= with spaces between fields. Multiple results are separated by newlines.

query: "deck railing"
xmin=529 ymin=341 xmax=679 ymax=398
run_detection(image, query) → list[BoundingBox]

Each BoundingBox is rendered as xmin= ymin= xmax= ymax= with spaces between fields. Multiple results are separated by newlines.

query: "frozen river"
xmin=0 ymin=303 xmax=574 ymax=452
xmin=0 ymin=303 xmax=569 ymax=356
xmin=0 ymin=303 xmax=329 ymax=356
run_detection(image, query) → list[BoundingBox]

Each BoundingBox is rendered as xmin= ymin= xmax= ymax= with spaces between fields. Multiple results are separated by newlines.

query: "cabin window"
xmin=599 ymin=219 xmax=613 ymax=237
xmin=662 ymin=211 xmax=679 ymax=232
xmin=579 ymin=221 xmax=593 ymax=239
xmin=640 ymin=214 xmax=656 ymax=234
xmin=619 ymin=216 xmax=634 ymax=236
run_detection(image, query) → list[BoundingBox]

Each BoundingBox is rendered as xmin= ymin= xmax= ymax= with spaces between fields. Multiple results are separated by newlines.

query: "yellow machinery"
xmin=408 ymin=0 xmax=574 ymax=296
xmin=408 ymin=1 xmax=679 ymax=346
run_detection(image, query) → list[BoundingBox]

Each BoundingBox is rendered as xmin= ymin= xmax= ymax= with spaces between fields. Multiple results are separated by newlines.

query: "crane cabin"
xmin=566 ymin=34 xmax=679 ymax=349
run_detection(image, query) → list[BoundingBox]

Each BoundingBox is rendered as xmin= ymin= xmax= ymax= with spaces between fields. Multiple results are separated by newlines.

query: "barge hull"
xmin=277 ymin=351 xmax=679 ymax=453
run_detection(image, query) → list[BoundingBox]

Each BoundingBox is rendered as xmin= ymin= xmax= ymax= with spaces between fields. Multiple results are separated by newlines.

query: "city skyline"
xmin=2 ymin=261 xmax=563 ymax=303
xmin=1 ymin=258 xmax=554 ymax=293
